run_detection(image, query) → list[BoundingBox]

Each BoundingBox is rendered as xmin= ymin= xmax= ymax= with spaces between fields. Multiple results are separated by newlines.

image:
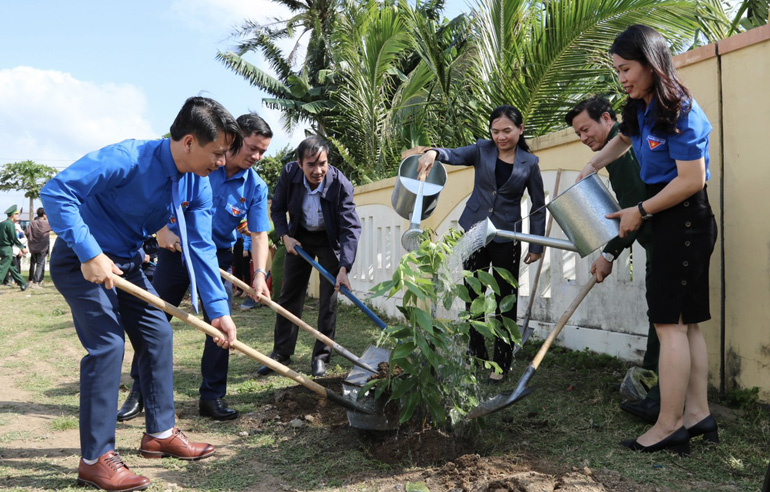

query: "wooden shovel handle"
xmin=111 ymin=275 xmax=330 ymax=399
xmin=530 ymin=274 xmax=598 ymax=369
xmin=220 ymin=269 xmax=340 ymax=350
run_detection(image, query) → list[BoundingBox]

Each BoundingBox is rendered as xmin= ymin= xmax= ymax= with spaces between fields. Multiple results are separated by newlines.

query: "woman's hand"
xmin=416 ymin=150 xmax=438 ymax=181
xmin=607 ymin=207 xmax=643 ymax=238
xmin=523 ymin=252 xmax=542 ymax=264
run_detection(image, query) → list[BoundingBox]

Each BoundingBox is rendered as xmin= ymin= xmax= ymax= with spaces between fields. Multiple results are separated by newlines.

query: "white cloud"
xmin=168 ymin=0 xmax=291 ymax=34
xmin=0 ymin=66 xmax=156 ymax=168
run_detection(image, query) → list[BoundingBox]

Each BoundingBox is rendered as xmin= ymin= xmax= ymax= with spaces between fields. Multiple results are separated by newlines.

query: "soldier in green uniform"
xmin=1 ymin=205 xmax=29 ymax=291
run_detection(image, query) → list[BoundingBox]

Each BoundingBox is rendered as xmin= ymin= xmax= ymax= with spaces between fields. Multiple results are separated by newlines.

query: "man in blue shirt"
xmin=258 ymin=136 xmax=361 ymax=378
xmin=41 ymin=97 xmax=242 ymax=492
xmin=117 ymin=113 xmax=272 ymax=422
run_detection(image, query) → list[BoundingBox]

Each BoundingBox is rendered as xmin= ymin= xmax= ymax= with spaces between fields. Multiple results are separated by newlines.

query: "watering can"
xmin=391 ymin=155 xmax=447 ymax=251
xmin=469 ymin=173 xmax=621 ymax=258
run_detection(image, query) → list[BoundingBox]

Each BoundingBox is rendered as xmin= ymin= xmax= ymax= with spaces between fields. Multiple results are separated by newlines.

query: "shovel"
xmin=293 ymin=245 xmax=387 ymax=330
xmin=111 ymin=275 xmax=373 ymax=416
xmin=219 ymin=269 xmax=378 ymax=374
xmin=466 ymin=274 xmax=598 ymax=419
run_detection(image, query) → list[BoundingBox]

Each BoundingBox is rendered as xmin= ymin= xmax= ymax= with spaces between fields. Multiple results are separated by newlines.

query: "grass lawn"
xmin=0 ymin=273 xmax=768 ymax=491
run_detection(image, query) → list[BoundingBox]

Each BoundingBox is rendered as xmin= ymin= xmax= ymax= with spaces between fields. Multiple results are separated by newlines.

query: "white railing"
xmin=349 ymin=169 xmax=650 ymax=363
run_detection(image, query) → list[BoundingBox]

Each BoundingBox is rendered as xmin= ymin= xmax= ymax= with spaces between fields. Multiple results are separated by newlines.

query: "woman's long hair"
xmin=611 ymin=24 xmax=691 ymax=135
xmin=488 ymin=105 xmax=531 ymax=153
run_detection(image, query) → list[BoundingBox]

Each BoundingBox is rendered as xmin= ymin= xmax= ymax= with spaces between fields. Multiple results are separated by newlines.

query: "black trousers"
xmin=29 ymin=250 xmax=48 ymax=283
xmin=272 ymin=228 xmax=339 ymax=363
xmin=465 ymin=240 xmax=521 ymax=373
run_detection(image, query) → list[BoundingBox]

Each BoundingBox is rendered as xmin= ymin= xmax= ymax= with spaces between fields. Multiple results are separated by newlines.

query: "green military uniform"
xmin=1 ymin=205 xmax=27 ymax=290
xmin=600 ymin=124 xmax=659 ymax=402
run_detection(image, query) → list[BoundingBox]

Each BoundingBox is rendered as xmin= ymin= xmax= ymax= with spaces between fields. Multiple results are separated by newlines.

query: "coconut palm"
xmin=469 ymin=0 xmax=703 ymax=137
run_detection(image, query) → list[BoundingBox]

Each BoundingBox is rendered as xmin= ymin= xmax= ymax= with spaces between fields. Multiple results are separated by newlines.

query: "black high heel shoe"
xmin=620 ymin=426 xmax=691 ymax=455
xmin=686 ymin=415 xmax=719 ymax=444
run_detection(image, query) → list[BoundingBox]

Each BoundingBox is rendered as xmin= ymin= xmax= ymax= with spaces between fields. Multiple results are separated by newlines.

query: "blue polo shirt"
xmin=41 ymin=138 xmax=230 ymax=319
xmin=631 ymin=98 xmax=711 ymax=185
xmin=207 ymin=166 xmax=270 ymax=249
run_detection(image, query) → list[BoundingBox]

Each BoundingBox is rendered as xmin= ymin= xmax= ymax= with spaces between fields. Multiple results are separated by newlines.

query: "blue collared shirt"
xmin=301 ymin=176 xmax=326 ymax=231
xmin=41 ymin=138 xmax=230 ymax=318
xmin=632 ymin=98 xmax=712 ymax=185
xmin=207 ymin=166 xmax=270 ymax=248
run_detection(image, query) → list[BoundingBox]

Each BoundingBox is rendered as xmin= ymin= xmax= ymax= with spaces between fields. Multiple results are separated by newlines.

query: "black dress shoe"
xmin=620 ymin=396 xmax=660 ymax=425
xmin=686 ymin=414 xmax=719 ymax=444
xmin=117 ymin=388 xmax=143 ymax=422
xmin=20 ymin=283 xmax=28 ymax=292
xmin=620 ymin=426 xmax=691 ymax=455
xmin=199 ymin=398 xmax=239 ymax=421
xmin=256 ymin=353 xmax=291 ymax=376
xmin=311 ymin=359 xmax=326 ymax=377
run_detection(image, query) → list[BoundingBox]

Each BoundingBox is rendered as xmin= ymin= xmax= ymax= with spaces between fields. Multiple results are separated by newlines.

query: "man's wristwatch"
xmin=254 ymin=268 xmax=268 ymax=278
xmin=601 ymin=251 xmax=615 ymax=263
xmin=637 ymin=201 xmax=653 ymax=220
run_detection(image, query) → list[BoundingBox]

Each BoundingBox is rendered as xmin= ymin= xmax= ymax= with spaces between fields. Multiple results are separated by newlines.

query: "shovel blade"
xmin=344 ymin=346 xmax=391 ymax=387
xmin=466 ymin=386 xmax=535 ymax=419
xmin=343 ymin=382 xmax=399 ymax=430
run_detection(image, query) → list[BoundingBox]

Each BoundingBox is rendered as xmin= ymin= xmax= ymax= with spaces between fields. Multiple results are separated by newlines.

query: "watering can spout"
xmin=483 ymin=219 xmax=580 ymax=253
xmin=476 ymin=174 xmax=620 ymax=258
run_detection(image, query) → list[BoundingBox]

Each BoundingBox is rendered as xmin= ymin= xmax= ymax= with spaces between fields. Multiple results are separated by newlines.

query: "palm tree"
xmin=216 ymin=0 xmax=340 ymax=134
xmin=469 ymin=0 xmax=702 ymax=138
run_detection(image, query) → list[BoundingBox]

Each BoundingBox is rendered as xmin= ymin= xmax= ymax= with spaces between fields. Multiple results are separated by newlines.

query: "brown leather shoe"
xmin=77 ymin=451 xmax=150 ymax=491
xmin=139 ymin=428 xmax=215 ymax=461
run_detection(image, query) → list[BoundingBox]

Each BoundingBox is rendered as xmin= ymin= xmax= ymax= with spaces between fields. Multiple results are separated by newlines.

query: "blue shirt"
xmin=632 ymin=98 xmax=712 ymax=184
xmin=207 ymin=166 xmax=270 ymax=249
xmin=41 ymin=138 xmax=230 ymax=319
xmin=301 ymin=176 xmax=326 ymax=231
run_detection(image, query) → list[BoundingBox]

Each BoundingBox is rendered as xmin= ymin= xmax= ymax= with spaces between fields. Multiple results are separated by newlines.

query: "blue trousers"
xmin=49 ymin=239 xmax=175 ymax=460
xmin=130 ymin=247 xmax=233 ymax=400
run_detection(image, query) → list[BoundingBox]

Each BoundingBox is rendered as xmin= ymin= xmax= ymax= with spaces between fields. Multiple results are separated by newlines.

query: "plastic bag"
xmin=620 ymin=366 xmax=658 ymax=402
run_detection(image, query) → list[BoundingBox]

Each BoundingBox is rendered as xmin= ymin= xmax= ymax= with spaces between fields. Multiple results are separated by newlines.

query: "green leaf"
xmin=464 ymin=276 xmax=482 ymax=295
xmin=400 ymin=391 xmax=421 ymax=424
xmin=502 ymin=317 xmax=521 ymax=345
xmin=391 ymin=342 xmax=416 ymax=360
xmin=469 ymin=320 xmax=496 ymax=339
xmin=499 ymin=294 xmax=517 ymax=313
xmin=389 ymin=376 xmax=417 ymax=400
xmin=493 ymin=266 xmax=518 ymax=287
xmin=414 ymin=309 xmax=434 ymax=335
xmin=470 ymin=297 xmax=486 ymax=317
xmin=477 ymin=270 xmax=500 ymax=294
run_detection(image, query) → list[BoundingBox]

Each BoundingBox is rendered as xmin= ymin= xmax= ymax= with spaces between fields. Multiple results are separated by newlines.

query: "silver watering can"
xmin=391 ymin=155 xmax=447 ymax=251
xmin=468 ymin=173 xmax=621 ymax=257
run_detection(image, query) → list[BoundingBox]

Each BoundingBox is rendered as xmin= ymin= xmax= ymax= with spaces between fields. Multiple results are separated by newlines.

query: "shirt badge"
xmin=231 ymin=206 xmax=242 ymax=216
xmin=647 ymin=135 xmax=666 ymax=150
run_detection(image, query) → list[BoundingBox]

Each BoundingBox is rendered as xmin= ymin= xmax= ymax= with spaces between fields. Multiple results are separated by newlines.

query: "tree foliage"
xmin=0 ymin=160 xmax=58 ymax=199
xmin=222 ymin=0 xmax=766 ymax=183
xmin=366 ymin=229 xmax=518 ymax=427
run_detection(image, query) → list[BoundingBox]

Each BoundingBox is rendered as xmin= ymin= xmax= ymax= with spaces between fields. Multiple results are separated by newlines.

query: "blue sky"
xmin=0 ymin=0 xmax=469 ymax=214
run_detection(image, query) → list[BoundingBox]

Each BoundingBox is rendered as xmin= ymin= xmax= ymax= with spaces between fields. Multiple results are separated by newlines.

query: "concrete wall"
xmin=343 ymin=24 xmax=770 ymax=400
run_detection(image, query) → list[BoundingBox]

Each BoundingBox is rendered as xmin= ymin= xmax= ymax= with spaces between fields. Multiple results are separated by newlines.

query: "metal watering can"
xmin=391 ymin=155 xmax=447 ymax=251
xmin=470 ymin=173 xmax=621 ymax=257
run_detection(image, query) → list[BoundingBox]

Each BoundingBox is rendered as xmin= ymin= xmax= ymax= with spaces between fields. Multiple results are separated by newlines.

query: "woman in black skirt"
xmin=577 ymin=24 xmax=718 ymax=455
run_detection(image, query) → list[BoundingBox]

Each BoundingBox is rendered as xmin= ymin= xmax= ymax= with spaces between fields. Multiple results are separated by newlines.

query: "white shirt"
xmin=301 ymin=176 xmax=326 ymax=231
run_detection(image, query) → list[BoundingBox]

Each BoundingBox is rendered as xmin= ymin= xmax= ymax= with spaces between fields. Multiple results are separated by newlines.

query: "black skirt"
xmin=647 ymin=184 xmax=717 ymax=325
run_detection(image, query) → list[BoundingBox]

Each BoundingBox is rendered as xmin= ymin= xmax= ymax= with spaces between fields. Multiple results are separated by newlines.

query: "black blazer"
xmin=432 ymin=139 xmax=546 ymax=253
xmin=271 ymin=161 xmax=361 ymax=270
